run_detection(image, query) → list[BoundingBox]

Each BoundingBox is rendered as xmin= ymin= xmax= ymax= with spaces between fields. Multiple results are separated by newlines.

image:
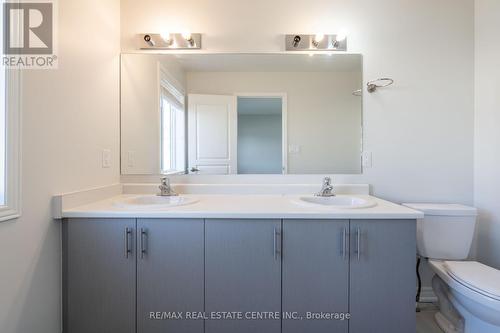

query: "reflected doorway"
xmin=237 ymin=95 xmax=286 ymax=174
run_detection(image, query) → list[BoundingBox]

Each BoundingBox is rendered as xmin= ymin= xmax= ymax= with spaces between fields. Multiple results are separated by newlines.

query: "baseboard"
xmin=419 ymin=286 xmax=438 ymax=303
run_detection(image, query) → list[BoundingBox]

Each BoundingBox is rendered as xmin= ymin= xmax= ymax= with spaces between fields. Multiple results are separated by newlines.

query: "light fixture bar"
xmin=139 ymin=33 xmax=202 ymax=50
xmin=285 ymin=34 xmax=347 ymax=51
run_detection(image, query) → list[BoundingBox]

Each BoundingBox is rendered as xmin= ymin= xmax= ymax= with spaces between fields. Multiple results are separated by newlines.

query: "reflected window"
xmin=160 ymin=74 xmax=186 ymax=174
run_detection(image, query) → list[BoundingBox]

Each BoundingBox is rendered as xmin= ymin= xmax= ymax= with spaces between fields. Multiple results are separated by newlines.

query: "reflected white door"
xmin=188 ymin=94 xmax=237 ymax=174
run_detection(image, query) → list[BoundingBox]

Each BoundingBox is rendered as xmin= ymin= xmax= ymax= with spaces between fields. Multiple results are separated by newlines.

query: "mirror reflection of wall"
xmin=121 ymin=53 xmax=363 ymax=176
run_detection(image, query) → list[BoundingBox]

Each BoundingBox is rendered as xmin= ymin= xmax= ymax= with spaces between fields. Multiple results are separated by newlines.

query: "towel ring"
xmin=352 ymin=89 xmax=362 ymax=97
xmin=367 ymin=78 xmax=394 ymax=93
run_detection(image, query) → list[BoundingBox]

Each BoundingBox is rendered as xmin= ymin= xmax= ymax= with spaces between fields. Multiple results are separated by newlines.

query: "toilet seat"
xmin=444 ymin=261 xmax=500 ymax=301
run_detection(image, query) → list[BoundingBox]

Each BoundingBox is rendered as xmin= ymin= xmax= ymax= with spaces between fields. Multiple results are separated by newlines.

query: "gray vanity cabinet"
xmin=349 ymin=220 xmax=416 ymax=333
xmin=136 ymin=219 xmax=204 ymax=333
xmin=205 ymin=219 xmax=282 ymax=333
xmin=282 ymin=219 xmax=349 ymax=333
xmin=63 ymin=217 xmax=417 ymax=333
xmin=63 ymin=218 xmax=136 ymax=333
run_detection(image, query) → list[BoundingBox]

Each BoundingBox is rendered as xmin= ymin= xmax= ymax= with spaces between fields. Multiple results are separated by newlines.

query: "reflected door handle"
xmin=190 ymin=167 xmax=200 ymax=172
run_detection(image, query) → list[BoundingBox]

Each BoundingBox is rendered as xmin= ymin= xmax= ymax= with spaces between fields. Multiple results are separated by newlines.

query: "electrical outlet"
xmin=102 ymin=149 xmax=111 ymax=168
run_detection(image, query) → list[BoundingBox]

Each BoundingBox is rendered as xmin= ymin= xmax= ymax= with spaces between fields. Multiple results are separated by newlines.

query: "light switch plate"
xmin=102 ymin=149 xmax=111 ymax=168
xmin=288 ymin=144 xmax=301 ymax=154
xmin=127 ymin=151 xmax=135 ymax=168
xmin=362 ymin=151 xmax=372 ymax=168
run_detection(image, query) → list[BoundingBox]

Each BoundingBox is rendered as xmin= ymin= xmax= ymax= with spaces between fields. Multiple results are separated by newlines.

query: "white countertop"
xmin=60 ymin=194 xmax=423 ymax=220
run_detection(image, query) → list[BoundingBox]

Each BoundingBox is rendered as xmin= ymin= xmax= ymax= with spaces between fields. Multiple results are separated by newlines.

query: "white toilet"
xmin=403 ymin=203 xmax=500 ymax=333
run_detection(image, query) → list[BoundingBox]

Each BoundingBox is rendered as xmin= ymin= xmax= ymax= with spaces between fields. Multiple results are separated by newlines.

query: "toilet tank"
xmin=402 ymin=203 xmax=478 ymax=260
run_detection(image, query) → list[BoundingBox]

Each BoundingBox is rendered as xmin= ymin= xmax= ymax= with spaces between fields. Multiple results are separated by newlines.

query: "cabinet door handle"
xmin=356 ymin=227 xmax=361 ymax=260
xmin=273 ymin=227 xmax=281 ymax=260
xmin=125 ymin=228 xmax=132 ymax=258
xmin=342 ymin=227 xmax=348 ymax=260
xmin=140 ymin=228 xmax=148 ymax=259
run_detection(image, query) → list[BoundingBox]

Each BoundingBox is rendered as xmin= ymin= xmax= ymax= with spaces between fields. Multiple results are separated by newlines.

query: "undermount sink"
xmin=292 ymin=195 xmax=377 ymax=209
xmin=113 ymin=195 xmax=198 ymax=209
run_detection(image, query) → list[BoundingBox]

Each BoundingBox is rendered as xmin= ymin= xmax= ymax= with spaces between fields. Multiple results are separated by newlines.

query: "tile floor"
xmin=416 ymin=303 xmax=444 ymax=333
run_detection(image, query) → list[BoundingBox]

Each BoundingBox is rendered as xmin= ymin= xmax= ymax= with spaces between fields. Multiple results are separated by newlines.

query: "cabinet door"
xmin=282 ymin=220 xmax=349 ymax=333
xmin=349 ymin=219 xmax=416 ymax=333
xmin=205 ymin=219 xmax=282 ymax=333
xmin=136 ymin=219 xmax=204 ymax=333
xmin=63 ymin=218 xmax=136 ymax=333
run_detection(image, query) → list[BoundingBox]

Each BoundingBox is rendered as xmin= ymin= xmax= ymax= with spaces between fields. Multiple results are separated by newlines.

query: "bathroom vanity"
xmin=56 ymin=52 xmax=422 ymax=333
xmin=58 ymin=189 xmax=422 ymax=333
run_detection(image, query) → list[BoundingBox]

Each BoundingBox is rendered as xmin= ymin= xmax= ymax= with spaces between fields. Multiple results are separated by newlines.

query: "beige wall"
xmin=0 ymin=0 xmax=121 ymax=332
xmin=187 ymin=71 xmax=362 ymax=174
xmin=474 ymin=0 xmax=500 ymax=270
xmin=121 ymin=54 xmax=186 ymax=174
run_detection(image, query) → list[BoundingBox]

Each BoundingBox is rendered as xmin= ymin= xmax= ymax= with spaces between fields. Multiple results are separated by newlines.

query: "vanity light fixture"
xmin=312 ymin=33 xmax=324 ymax=48
xmin=182 ymin=31 xmax=195 ymax=46
xmin=143 ymin=34 xmax=155 ymax=47
xmin=292 ymin=35 xmax=301 ymax=48
xmin=140 ymin=33 xmax=202 ymax=50
xmin=332 ymin=33 xmax=346 ymax=48
xmin=160 ymin=32 xmax=173 ymax=46
xmin=286 ymin=34 xmax=347 ymax=51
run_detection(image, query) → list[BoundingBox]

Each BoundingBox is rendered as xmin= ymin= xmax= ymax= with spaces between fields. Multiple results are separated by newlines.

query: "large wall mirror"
xmin=121 ymin=53 xmax=363 ymax=175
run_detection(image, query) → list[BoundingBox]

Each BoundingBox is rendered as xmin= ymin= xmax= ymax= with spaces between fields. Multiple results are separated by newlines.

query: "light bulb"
xmin=160 ymin=32 xmax=171 ymax=42
xmin=336 ymin=30 xmax=347 ymax=42
xmin=314 ymin=33 xmax=324 ymax=43
xmin=182 ymin=31 xmax=192 ymax=41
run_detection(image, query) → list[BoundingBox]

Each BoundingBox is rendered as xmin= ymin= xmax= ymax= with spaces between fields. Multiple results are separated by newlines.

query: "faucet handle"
xmin=323 ymin=177 xmax=332 ymax=185
xmin=160 ymin=176 xmax=169 ymax=186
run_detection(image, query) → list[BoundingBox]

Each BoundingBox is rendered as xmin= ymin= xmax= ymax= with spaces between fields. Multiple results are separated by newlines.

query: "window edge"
xmin=1 ymin=68 xmax=22 ymax=223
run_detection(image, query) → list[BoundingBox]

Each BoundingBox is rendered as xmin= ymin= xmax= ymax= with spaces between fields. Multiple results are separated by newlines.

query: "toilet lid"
xmin=444 ymin=261 xmax=500 ymax=301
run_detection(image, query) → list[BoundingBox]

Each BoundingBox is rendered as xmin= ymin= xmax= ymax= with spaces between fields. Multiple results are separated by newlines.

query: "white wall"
xmin=474 ymin=0 xmax=500 ymax=269
xmin=0 ymin=0 xmax=121 ymax=332
xmin=187 ymin=71 xmax=362 ymax=174
xmin=121 ymin=0 xmax=475 ymax=205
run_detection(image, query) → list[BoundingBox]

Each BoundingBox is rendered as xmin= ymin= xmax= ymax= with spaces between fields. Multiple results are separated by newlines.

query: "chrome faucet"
xmin=158 ymin=177 xmax=178 ymax=196
xmin=316 ymin=177 xmax=335 ymax=197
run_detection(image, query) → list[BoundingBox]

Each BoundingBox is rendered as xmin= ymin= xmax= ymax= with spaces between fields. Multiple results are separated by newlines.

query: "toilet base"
xmin=435 ymin=312 xmax=462 ymax=333
xmin=432 ymin=270 xmax=500 ymax=333
xmin=433 ymin=275 xmax=464 ymax=333
xmin=450 ymin=292 xmax=500 ymax=333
